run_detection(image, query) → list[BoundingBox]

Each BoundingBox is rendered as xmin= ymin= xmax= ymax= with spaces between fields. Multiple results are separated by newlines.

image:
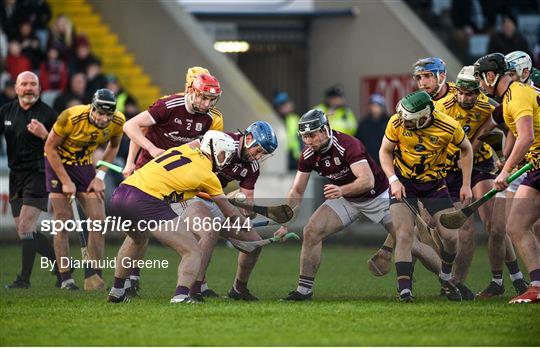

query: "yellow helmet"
xmin=185 ymin=66 xmax=209 ymax=91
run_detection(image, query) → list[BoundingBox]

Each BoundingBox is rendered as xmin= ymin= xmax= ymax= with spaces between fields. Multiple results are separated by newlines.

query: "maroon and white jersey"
xmin=217 ymin=132 xmax=260 ymax=190
xmin=135 ymin=93 xmax=224 ymax=168
xmin=298 ymin=131 xmax=388 ymax=200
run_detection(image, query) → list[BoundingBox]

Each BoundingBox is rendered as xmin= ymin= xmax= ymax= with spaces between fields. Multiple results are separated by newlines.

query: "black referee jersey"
xmin=0 ymin=99 xmax=57 ymax=171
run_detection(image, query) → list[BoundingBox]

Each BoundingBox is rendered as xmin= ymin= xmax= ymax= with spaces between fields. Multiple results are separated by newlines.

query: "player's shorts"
xmin=110 ymin=184 xmax=177 ymax=227
xmin=172 ymin=196 xmax=223 ymax=220
xmin=445 ymin=160 xmax=496 ymax=203
xmin=390 ymin=177 xmax=453 ymax=216
xmin=323 ymin=190 xmax=391 ymax=227
xmin=45 ymin=159 xmax=95 ymax=193
xmin=520 ymin=168 xmax=540 ymax=191
xmin=9 ymin=169 xmax=48 ymax=217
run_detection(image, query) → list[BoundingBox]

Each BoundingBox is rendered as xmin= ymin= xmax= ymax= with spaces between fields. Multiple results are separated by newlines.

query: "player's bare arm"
xmin=88 ymin=135 xmax=122 ymax=199
xmin=379 ymin=136 xmax=405 ymax=201
xmin=325 ymin=161 xmax=374 ymax=199
xmin=44 ymin=131 xmax=74 ymax=196
xmin=495 ymin=116 xmax=534 ymax=191
xmin=123 ymin=111 xmax=164 ymax=158
xmin=457 ymin=137 xmax=473 ymax=204
xmin=274 ymin=171 xmax=310 ymax=238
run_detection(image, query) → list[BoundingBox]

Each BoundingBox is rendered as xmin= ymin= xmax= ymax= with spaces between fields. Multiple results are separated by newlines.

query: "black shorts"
xmin=9 ymin=169 xmax=48 ymax=217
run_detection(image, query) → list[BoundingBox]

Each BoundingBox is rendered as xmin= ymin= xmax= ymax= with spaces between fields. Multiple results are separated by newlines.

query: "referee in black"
xmin=1 ymin=71 xmax=60 ymax=288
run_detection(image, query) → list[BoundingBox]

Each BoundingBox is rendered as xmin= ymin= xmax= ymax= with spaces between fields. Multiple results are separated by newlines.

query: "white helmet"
xmin=200 ymin=130 xmax=236 ymax=169
xmin=505 ymin=51 xmax=532 ymax=83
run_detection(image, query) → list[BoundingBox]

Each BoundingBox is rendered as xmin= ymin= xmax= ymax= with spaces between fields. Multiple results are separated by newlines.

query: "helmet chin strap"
xmin=318 ymin=126 xmax=333 ymax=153
xmin=433 ymin=72 xmax=446 ymax=97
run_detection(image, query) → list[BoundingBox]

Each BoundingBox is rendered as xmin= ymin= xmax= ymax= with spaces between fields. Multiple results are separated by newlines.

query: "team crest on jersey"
xmin=429 ymin=136 xmax=439 ymax=144
xmin=174 ymin=118 xmax=182 ymax=125
xmin=414 ymin=144 xmax=426 ymax=152
xmin=195 ymin=123 xmax=203 ymax=131
xmin=240 ymin=168 xmax=248 ymax=177
xmin=334 ymin=157 xmax=341 ymax=166
xmin=51 ymin=180 xmax=58 ymax=188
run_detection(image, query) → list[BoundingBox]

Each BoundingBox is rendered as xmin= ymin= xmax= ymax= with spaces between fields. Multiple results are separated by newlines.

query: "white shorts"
xmin=495 ymin=172 xmax=527 ymax=197
xmin=322 ymin=190 xmax=391 ymax=227
xmin=171 ymin=197 xmax=223 ymax=219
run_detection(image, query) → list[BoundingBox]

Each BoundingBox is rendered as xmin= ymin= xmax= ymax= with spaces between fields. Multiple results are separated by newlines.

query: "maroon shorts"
xmin=45 ymin=158 xmax=95 ymax=193
xmin=520 ymin=168 xmax=540 ymax=191
xmin=110 ymin=184 xmax=177 ymax=225
xmin=390 ymin=177 xmax=453 ymax=216
xmin=446 ymin=160 xmax=496 ymax=202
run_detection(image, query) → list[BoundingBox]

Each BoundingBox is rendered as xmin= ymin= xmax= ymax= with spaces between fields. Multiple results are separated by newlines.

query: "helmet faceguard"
xmin=90 ymin=88 xmax=116 ymax=128
xmin=505 ymin=51 xmax=532 ymax=83
xmin=413 ymin=57 xmax=447 ymax=97
xmin=187 ymin=73 xmax=222 ymax=113
xmin=396 ymin=90 xmax=434 ymax=130
xmin=200 ymin=130 xmax=236 ymax=170
xmin=242 ymin=121 xmax=278 ymax=163
xmin=456 ymin=65 xmax=480 ymax=109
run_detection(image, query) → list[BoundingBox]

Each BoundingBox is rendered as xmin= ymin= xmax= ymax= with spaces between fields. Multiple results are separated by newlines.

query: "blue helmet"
xmin=413 ymin=57 xmax=447 ymax=76
xmin=413 ymin=57 xmax=447 ymax=97
xmin=244 ymin=121 xmax=278 ymax=156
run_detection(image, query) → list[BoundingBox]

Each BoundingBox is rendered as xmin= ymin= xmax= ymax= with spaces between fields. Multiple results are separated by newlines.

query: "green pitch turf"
xmin=0 ymin=243 xmax=538 ymax=346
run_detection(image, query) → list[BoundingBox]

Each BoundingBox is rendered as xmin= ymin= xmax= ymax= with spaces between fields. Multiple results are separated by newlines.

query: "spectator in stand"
xmin=105 ymin=75 xmax=137 ymax=114
xmin=15 ymin=0 xmax=51 ymax=51
xmin=39 ymin=45 xmax=68 ymax=106
xmin=16 ymin=21 xmax=42 ymax=69
xmin=52 ymin=72 xmax=89 ymax=113
xmin=85 ymin=60 xmax=107 ymax=95
xmin=355 ymin=93 xmax=389 ymax=165
xmin=487 ymin=14 xmax=532 ymax=56
xmin=69 ymin=35 xmax=99 ymax=74
xmin=6 ymin=40 xmax=32 ymax=78
xmin=272 ymin=91 xmax=301 ymax=171
xmin=1 ymin=0 xmax=20 ymax=39
xmin=0 ymin=79 xmax=16 ymax=106
xmin=47 ymin=15 xmax=75 ymax=61
xmin=313 ymin=85 xmax=357 ymax=136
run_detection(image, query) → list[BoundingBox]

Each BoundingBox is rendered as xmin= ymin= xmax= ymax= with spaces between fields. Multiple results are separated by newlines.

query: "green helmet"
xmin=530 ymin=67 xmax=540 ymax=86
xmin=456 ymin=65 xmax=480 ymax=91
xmin=396 ymin=90 xmax=434 ymax=129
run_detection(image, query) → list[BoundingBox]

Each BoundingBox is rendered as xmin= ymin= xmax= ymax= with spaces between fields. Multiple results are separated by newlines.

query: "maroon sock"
xmin=113 ymin=277 xmax=125 ymax=289
xmin=234 ymin=279 xmax=248 ymax=293
xmin=131 ymin=267 xmax=140 ymax=277
xmin=190 ymin=281 xmax=202 ymax=294
xmin=175 ymin=286 xmax=190 ymax=296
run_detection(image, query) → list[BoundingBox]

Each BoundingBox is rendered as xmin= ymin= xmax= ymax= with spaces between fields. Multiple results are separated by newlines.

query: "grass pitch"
xmin=1 ymin=243 xmax=538 ymax=346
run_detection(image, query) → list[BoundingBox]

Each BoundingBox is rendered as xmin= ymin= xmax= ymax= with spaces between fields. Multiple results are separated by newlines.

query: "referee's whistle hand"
xmin=27 ymin=119 xmax=47 ymax=139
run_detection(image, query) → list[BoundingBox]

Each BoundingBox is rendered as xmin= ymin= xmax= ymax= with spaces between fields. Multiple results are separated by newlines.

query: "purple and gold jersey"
xmin=435 ymin=91 xmax=496 ymax=169
xmin=124 ymin=143 xmax=223 ymax=202
xmin=135 ymin=93 xmax=223 ymax=168
xmin=298 ymin=131 xmax=388 ymax=200
xmin=502 ymin=82 xmax=540 ymax=169
xmin=51 ymin=104 xmax=125 ymax=165
xmin=385 ymin=111 xmax=465 ymax=182
xmin=217 ymin=132 xmax=260 ymax=190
